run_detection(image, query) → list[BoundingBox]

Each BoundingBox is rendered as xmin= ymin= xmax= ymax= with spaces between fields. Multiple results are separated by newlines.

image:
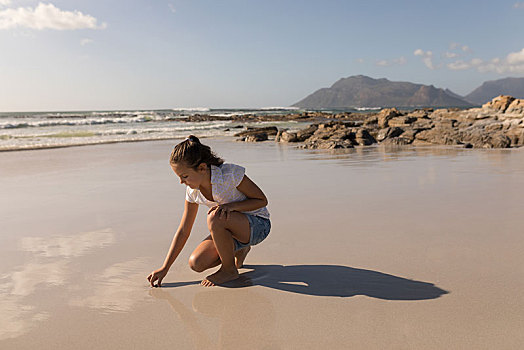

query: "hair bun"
xmin=187 ymin=135 xmax=200 ymax=144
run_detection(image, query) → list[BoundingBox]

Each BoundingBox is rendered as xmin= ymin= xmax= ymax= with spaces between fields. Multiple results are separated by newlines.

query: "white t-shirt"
xmin=185 ymin=163 xmax=270 ymax=220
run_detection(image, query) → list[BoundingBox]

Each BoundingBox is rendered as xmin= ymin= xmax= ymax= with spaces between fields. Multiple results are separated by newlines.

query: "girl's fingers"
xmin=150 ymin=274 xmax=157 ymax=287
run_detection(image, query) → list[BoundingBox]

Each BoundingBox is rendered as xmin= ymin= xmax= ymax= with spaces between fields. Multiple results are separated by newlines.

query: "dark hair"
xmin=170 ymin=135 xmax=224 ymax=169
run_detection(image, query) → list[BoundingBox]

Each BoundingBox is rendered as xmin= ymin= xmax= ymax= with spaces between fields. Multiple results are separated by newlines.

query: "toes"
xmin=201 ymin=278 xmax=215 ymax=287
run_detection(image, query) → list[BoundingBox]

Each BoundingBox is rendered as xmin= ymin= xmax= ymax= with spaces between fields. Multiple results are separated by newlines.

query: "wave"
xmin=355 ymin=107 xmax=382 ymax=111
xmin=171 ymin=107 xmax=211 ymax=112
xmin=259 ymin=106 xmax=300 ymax=111
xmin=0 ymin=115 xmax=163 ymax=129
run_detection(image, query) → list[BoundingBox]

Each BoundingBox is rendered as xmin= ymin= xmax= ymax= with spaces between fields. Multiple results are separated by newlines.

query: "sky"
xmin=1 ymin=0 xmax=524 ymax=111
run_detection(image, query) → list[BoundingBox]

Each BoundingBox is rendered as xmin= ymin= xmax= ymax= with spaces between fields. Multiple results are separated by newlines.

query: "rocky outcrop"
xmin=276 ymin=95 xmax=524 ymax=149
xmin=234 ymin=126 xmax=277 ymax=142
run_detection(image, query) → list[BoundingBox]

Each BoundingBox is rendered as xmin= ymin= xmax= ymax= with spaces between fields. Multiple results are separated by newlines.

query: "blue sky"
xmin=1 ymin=0 xmax=523 ymax=111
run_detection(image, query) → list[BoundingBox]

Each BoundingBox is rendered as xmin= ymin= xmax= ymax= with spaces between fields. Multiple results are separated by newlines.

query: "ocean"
xmin=0 ymin=107 xmax=337 ymax=151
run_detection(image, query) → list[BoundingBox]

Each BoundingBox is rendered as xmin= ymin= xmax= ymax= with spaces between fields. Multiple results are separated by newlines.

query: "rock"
xmin=388 ymin=116 xmax=417 ymax=127
xmin=296 ymin=124 xmax=319 ymax=141
xmin=280 ymin=131 xmax=299 ymax=142
xmin=397 ymin=129 xmax=419 ymax=143
xmin=415 ymin=127 xmax=461 ymax=145
xmin=487 ymin=133 xmax=511 ymax=148
xmin=244 ymin=133 xmax=268 ymax=142
xmin=505 ymin=98 xmax=524 ymax=115
xmin=363 ymin=115 xmax=378 ymax=126
xmin=485 ymin=123 xmax=503 ymax=132
xmin=355 ymin=128 xmax=376 ymax=145
xmin=506 ymin=128 xmax=524 ymax=146
xmin=267 ymin=98 xmax=524 ymax=149
xmin=275 ymin=129 xmax=286 ymax=142
xmin=303 ymin=139 xmax=354 ymax=149
xmin=464 ymin=143 xmax=473 ymax=148
xmin=376 ymin=127 xmax=404 ymax=141
xmin=377 ymin=108 xmax=401 ymax=128
xmin=234 ymin=126 xmax=278 ymax=137
xmin=482 ymin=95 xmax=515 ymax=113
xmin=407 ymin=109 xmax=432 ymax=119
xmin=381 ymin=137 xmax=412 ymax=146
xmin=438 ymin=119 xmax=457 ymax=128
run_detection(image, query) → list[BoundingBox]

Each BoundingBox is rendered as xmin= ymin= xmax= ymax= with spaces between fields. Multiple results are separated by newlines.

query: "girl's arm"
xmin=209 ymin=175 xmax=268 ymax=218
xmin=148 ymin=200 xmax=199 ymax=287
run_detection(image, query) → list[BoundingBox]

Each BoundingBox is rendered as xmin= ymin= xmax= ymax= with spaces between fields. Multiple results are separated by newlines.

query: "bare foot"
xmin=201 ymin=267 xmax=239 ymax=287
xmin=235 ymin=246 xmax=251 ymax=268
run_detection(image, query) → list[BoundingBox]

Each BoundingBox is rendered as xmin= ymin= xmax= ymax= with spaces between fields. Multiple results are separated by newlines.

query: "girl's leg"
xmin=188 ymin=235 xmax=221 ymax=272
xmin=189 ymin=235 xmax=251 ymax=273
xmin=202 ymin=210 xmax=250 ymax=286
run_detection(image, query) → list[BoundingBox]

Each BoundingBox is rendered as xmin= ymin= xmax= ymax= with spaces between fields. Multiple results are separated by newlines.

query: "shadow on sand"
xmin=162 ymin=264 xmax=448 ymax=301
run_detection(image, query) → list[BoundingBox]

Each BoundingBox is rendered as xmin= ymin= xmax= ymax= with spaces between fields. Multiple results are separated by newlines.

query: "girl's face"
xmin=171 ymin=162 xmax=208 ymax=189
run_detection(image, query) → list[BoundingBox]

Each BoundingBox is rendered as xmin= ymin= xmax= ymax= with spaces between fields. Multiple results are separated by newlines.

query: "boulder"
xmin=244 ymin=133 xmax=268 ymax=142
xmin=234 ymin=126 xmax=278 ymax=137
xmin=388 ymin=116 xmax=417 ymax=127
xmin=381 ymin=137 xmax=412 ymax=146
xmin=415 ymin=127 xmax=461 ymax=145
xmin=302 ymin=139 xmax=354 ymax=149
xmin=377 ymin=108 xmax=401 ymax=128
xmin=296 ymin=124 xmax=319 ymax=141
xmin=505 ymin=98 xmax=524 ymax=115
xmin=363 ymin=115 xmax=378 ymax=126
xmin=487 ymin=133 xmax=511 ymax=148
xmin=376 ymin=127 xmax=404 ymax=142
xmin=280 ymin=131 xmax=299 ymax=142
xmin=482 ymin=95 xmax=515 ymax=113
xmin=355 ymin=128 xmax=376 ymax=145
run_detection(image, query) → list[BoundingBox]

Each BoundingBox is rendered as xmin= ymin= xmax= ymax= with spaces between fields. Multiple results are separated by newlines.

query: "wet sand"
xmin=1 ymin=138 xmax=523 ymax=349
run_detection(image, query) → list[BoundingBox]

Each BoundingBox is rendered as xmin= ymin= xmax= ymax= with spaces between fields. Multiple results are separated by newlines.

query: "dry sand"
xmin=1 ymin=138 xmax=523 ymax=349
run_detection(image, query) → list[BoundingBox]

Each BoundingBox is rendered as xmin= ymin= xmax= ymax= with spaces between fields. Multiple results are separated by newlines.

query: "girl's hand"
xmin=208 ymin=204 xmax=234 ymax=220
xmin=147 ymin=267 xmax=168 ymax=287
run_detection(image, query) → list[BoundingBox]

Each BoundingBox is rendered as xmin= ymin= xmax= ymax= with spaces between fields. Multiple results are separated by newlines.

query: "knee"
xmin=188 ymin=255 xmax=206 ymax=273
xmin=207 ymin=210 xmax=225 ymax=231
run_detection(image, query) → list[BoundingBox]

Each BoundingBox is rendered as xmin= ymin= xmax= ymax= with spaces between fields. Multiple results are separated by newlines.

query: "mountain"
xmin=292 ymin=75 xmax=474 ymax=109
xmin=465 ymin=77 xmax=524 ymax=105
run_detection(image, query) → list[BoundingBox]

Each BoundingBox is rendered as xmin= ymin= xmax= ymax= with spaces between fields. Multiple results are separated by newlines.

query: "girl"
xmin=147 ymin=135 xmax=271 ymax=287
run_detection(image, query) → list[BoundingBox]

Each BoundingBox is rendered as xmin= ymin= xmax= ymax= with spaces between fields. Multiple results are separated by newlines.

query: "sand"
xmin=1 ymin=138 xmax=523 ymax=349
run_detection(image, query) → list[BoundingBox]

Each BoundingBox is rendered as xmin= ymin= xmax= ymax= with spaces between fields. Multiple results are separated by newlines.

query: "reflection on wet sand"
xmin=0 ymin=228 xmax=117 ymax=340
xmin=20 ymin=228 xmax=115 ymax=258
xmin=0 ymin=296 xmax=49 ymax=341
xmin=300 ymin=144 xmax=521 ymax=167
xmin=10 ymin=261 xmax=69 ymax=296
xmin=69 ymin=258 xmax=151 ymax=314
xmin=150 ymin=287 xmax=279 ymax=350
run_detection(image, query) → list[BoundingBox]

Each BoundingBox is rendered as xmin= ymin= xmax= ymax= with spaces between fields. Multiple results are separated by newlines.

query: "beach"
xmin=1 ymin=138 xmax=523 ymax=349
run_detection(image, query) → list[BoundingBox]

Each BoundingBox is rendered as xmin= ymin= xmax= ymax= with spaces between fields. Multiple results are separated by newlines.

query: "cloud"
xmin=168 ymin=3 xmax=176 ymax=13
xmin=375 ymin=56 xmax=407 ymax=67
xmin=0 ymin=0 xmax=11 ymax=7
xmin=80 ymin=38 xmax=93 ymax=46
xmin=446 ymin=48 xmax=524 ymax=73
xmin=514 ymin=2 xmax=524 ymax=8
xmin=443 ymin=52 xmax=459 ymax=59
xmin=355 ymin=58 xmax=365 ymax=64
xmin=414 ymin=49 xmax=437 ymax=69
xmin=0 ymin=2 xmax=106 ymax=30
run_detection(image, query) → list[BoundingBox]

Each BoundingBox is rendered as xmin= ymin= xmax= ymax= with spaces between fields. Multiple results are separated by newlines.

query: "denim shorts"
xmin=233 ymin=214 xmax=271 ymax=251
